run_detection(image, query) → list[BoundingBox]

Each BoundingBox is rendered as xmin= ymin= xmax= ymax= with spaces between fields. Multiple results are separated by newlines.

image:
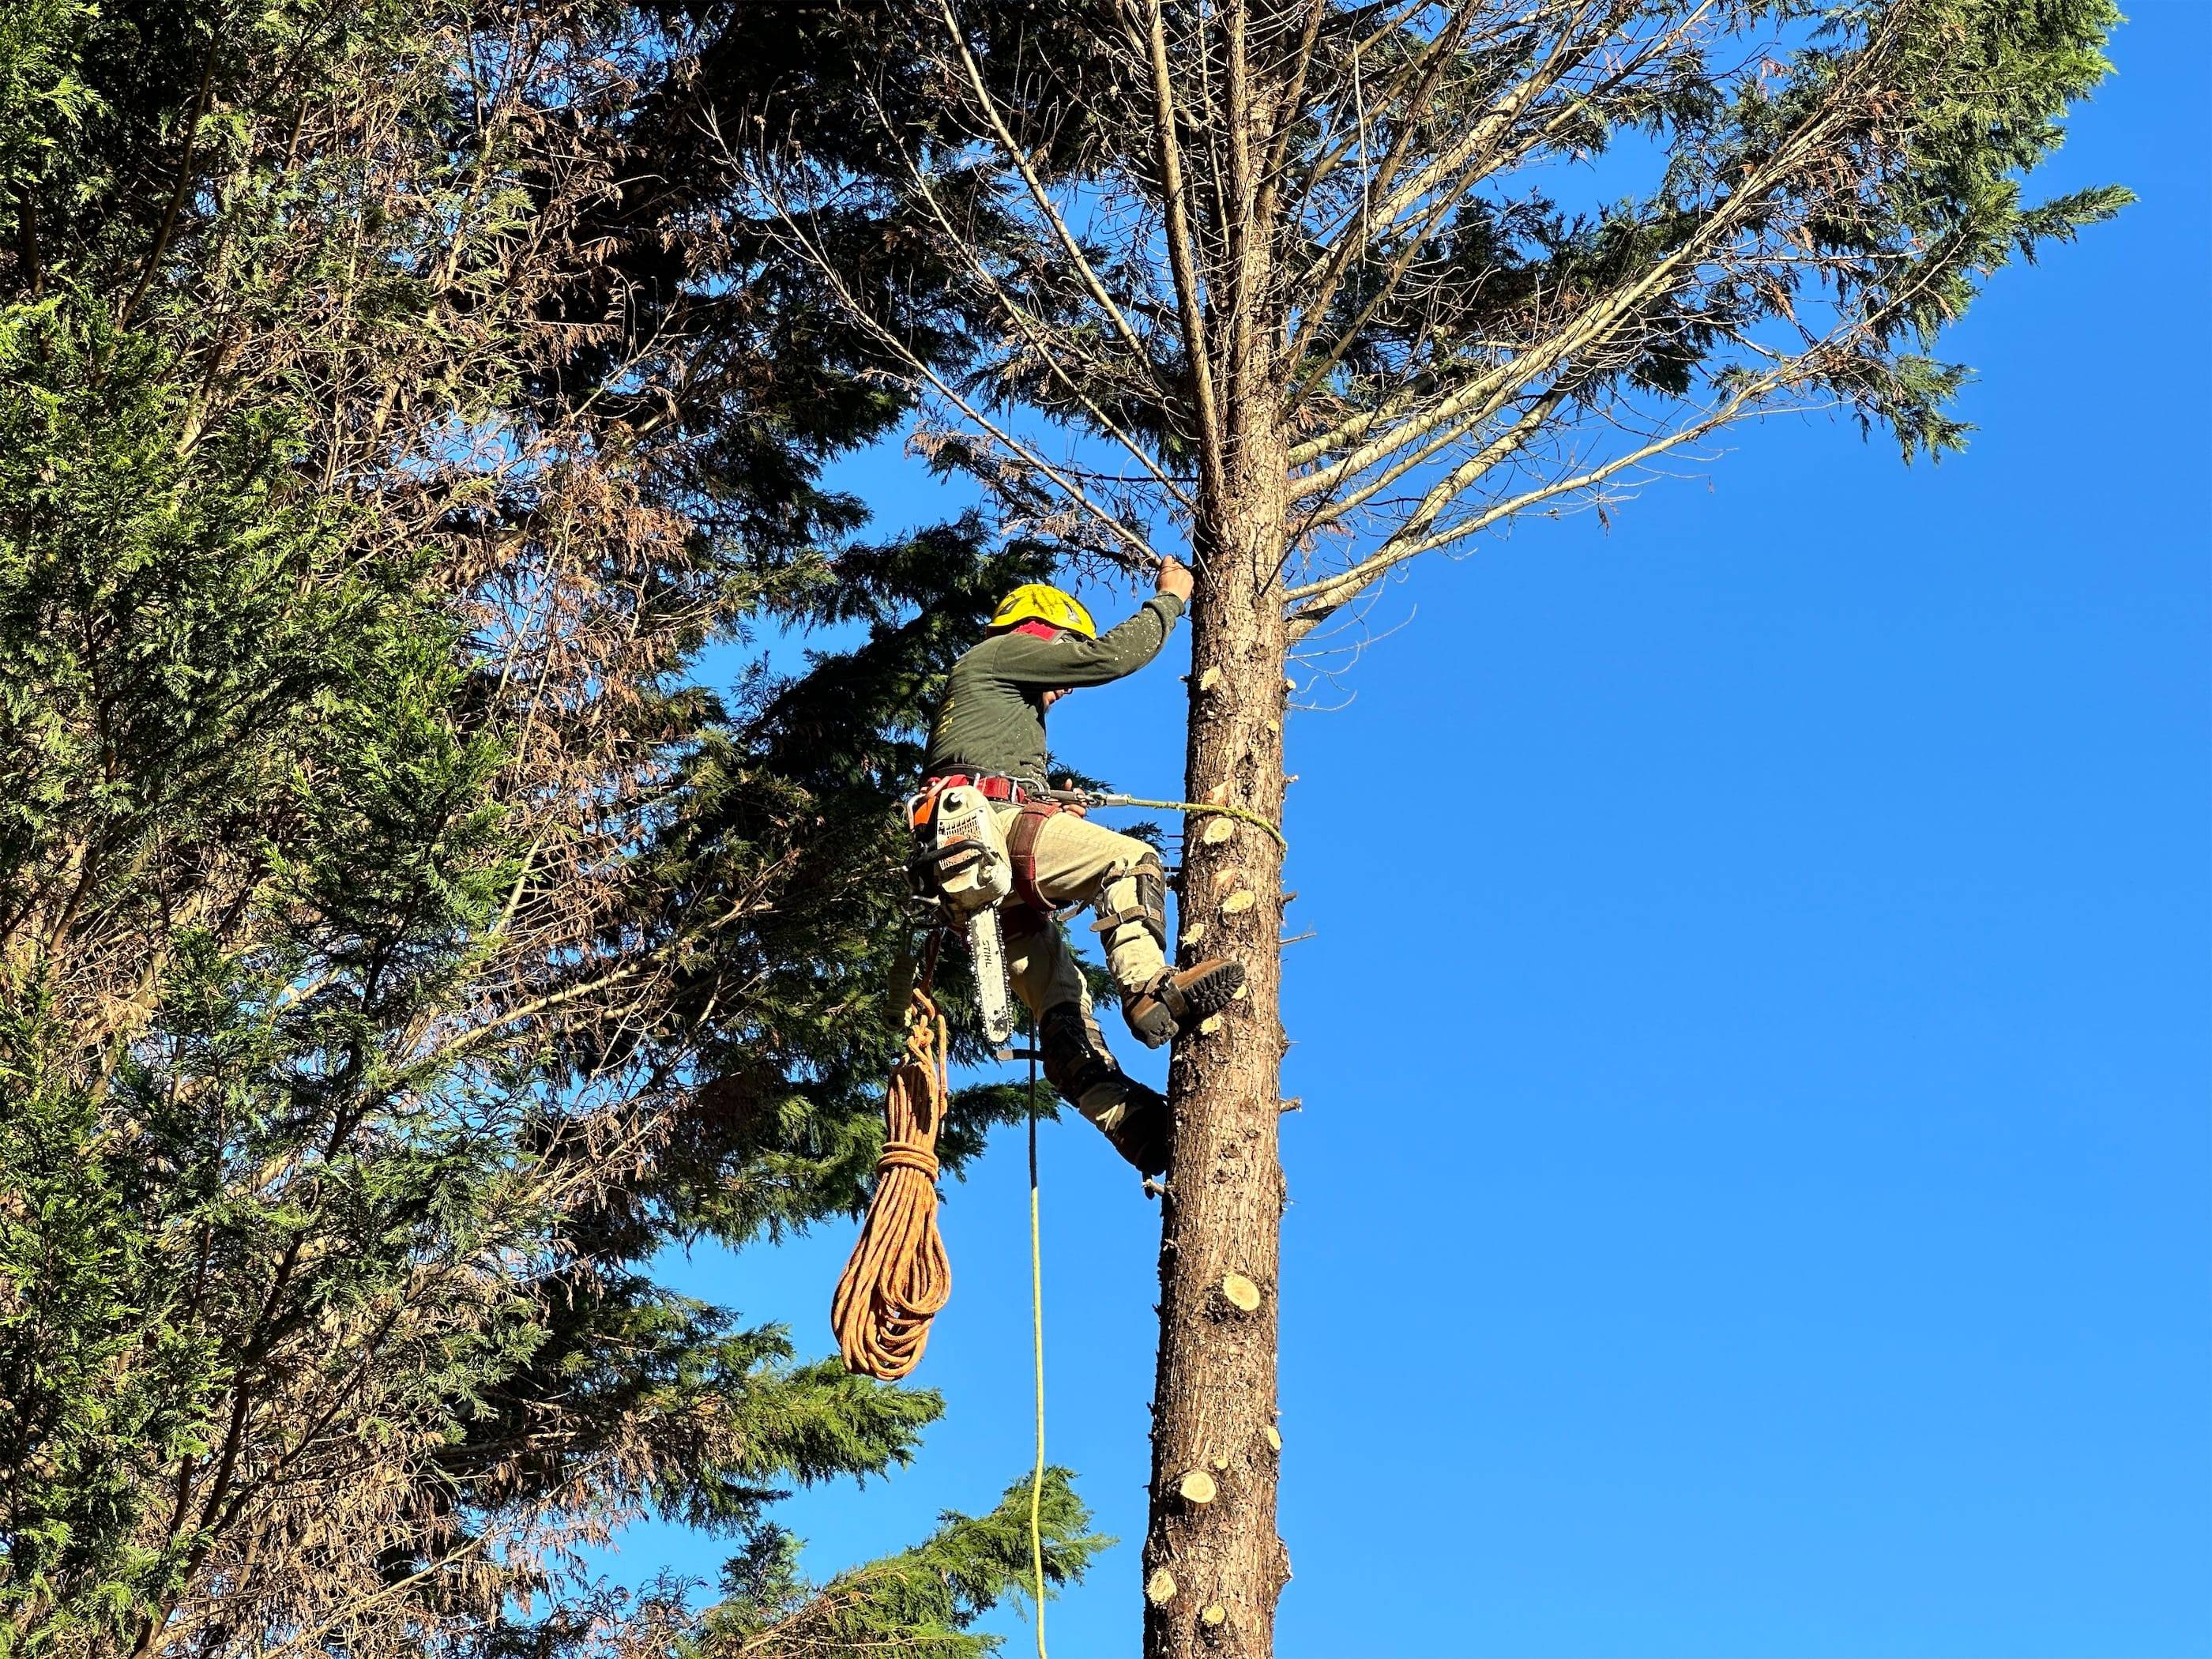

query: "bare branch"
xmin=935 ymin=0 xmax=1161 ymax=374
xmin=1285 ymin=369 xmax=1807 ymax=637
xmin=1138 ymin=0 xmax=1228 ymax=505
xmin=877 ymin=98 xmax=1197 ymax=510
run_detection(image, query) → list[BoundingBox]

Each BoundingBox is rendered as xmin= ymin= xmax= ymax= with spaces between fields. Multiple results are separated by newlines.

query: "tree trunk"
xmin=1143 ymin=419 xmax=1292 ymax=1659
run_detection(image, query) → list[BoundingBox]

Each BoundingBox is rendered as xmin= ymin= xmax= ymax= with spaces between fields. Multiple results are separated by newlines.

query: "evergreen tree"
xmin=733 ymin=2 xmax=2127 ymax=1654
xmin=0 ymin=5 xmax=1093 ymax=1654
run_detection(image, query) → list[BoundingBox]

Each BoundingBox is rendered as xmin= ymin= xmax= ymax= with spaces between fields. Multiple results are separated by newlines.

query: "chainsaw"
xmin=905 ymin=782 xmax=1019 ymax=1044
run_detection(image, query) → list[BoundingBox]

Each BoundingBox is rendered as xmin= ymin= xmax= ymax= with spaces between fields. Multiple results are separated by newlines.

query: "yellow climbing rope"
xmin=832 ymin=984 xmax=952 ymax=1381
xmin=1025 ymin=1044 xmax=1049 ymax=1659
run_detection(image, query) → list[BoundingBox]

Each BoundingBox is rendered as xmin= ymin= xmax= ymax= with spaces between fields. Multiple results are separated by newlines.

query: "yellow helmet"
xmin=989 ymin=583 xmax=1095 ymax=639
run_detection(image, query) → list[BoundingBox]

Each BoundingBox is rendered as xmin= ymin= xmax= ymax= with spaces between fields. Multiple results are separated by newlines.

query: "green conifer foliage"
xmin=700 ymin=1470 xmax=1104 ymax=1659
xmin=0 ymin=6 xmax=1097 ymax=1656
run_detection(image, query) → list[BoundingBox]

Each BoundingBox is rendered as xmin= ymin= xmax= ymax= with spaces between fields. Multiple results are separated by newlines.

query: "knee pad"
xmin=1092 ymin=852 xmax=1167 ymax=954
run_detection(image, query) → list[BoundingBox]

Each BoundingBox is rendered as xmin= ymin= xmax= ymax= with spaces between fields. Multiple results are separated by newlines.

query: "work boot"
xmin=1123 ymin=958 xmax=1245 ymax=1049
xmin=1090 ymin=1080 xmax=1171 ymax=1177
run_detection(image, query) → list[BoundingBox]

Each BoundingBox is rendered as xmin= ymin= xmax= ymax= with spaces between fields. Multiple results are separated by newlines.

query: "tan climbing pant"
xmin=991 ymin=805 xmax=1165 ymax=1135
xmin=991 ymin=805 xmax=1167 ymax=999
xmin=1003 ymin=919 xmax=1124 ymax=1131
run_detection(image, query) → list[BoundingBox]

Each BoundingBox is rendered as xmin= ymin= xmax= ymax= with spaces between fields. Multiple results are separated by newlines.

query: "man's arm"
xmin=992 ymin=558 xmax=1194 ymax=689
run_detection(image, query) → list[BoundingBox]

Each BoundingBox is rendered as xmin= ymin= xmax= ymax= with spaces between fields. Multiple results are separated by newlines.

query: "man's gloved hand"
xmin=1157 ymin=555 xmax=1194 ymax=604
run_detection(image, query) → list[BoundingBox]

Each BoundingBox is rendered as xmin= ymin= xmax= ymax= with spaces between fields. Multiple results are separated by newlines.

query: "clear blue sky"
xmin=621 ymin=11 xmax=2210 ymax=1655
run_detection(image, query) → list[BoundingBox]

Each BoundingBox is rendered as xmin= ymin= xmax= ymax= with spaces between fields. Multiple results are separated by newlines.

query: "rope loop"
xmin=874 ymin=1145 xmax=941 ymax=1179
xmin=833 ymin=980 xmax=954 ymax=1380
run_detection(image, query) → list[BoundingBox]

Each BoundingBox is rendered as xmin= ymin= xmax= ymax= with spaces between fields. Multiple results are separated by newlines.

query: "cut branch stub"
xmin=1218 ymin=1272 xmax=1262 ymax=1313
xmin=1146 ymin=1567 xmax=1178 ymax=1607
xmin=1263 ymin=1424 xmax=1283 ymax=1453
xmin=1202 ymin=817 xmax=1235 ymax=844
xmin=1201 ymin=1604 xmax=1228 ymax=1628
xmin=1220 ymin=890 xmax=1255 ymax=915
xmin=1176 ymin=1468 xmax=1217 ymax=1507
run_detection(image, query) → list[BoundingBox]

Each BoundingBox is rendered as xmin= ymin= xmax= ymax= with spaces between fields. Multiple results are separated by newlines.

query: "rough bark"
xmin=1144 ymin=416 xmax=1292 ymax=1659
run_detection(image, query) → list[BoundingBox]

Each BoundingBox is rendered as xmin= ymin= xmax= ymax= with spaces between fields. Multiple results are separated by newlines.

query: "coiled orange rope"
xmin=832 ymin=983 xmax=953 ymax=1380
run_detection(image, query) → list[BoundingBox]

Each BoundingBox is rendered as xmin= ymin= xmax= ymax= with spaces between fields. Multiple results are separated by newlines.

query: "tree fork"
xmin=1146 ymin=423 xmax=1293 ymax=1659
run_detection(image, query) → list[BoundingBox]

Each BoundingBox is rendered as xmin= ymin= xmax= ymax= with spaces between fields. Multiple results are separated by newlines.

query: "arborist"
xmin=916 ymin=555 xmax=1246 ymax=1176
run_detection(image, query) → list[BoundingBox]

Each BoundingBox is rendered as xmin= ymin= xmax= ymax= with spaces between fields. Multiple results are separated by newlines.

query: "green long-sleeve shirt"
xmin=924 ymin=593 xmax=1185 ymax=782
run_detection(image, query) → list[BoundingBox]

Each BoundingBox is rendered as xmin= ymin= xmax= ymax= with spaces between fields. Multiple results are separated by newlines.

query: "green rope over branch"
xmin=1082 ymin=792 xmax=1288 ymax=853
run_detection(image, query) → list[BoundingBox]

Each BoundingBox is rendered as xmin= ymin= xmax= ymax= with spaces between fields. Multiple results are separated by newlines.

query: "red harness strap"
xmin=999 ymin=898 xmax=1049 ymax=942
xmin=1004 ymin=799 xmax=1061 ymax=915
xmin=924 ymin=772 xmax=1028 ymax=803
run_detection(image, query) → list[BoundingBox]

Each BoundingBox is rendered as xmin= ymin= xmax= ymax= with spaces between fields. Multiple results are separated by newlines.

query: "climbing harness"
xmin=1004 ymin=797 xmax=1066 ymax=916
xmin=915 ymin=773 xmax=1288 ymax=852
xmin=831 ymin=967 xmax=953 ymax=1381
xmin=923 ymin=770 xmax=1036 ymax=803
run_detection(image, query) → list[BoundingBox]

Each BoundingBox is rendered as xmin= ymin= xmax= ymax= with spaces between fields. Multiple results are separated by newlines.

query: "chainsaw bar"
xmin=967 ymin=901 xmax=1016 ymax=1046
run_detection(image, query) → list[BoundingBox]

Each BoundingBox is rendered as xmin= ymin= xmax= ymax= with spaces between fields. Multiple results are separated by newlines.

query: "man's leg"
xmin=1003 ymin=806 xmax=1247 ymax=1048
xmin=1003 ymin=908 xmax=1168 ymax=1176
